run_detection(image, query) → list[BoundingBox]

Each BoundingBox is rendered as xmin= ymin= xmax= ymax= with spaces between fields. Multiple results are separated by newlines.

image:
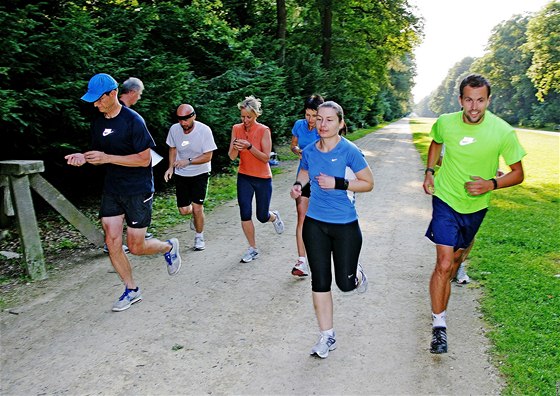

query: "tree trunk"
xmin=276 ymin=0 xmax=287 ymax=64
xmin=318 ymin=0 xmax=333 ymax=68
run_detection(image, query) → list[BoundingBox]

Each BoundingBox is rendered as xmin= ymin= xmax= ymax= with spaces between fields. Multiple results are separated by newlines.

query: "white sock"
xmin=321 ymin=328 xmax=334 ymax=337
xmin=298 ymin=257 xmax=306 ymax=263
xmin=432 ymin=311 xmax=447 ymax=328
xmin=195 ymin=232 xmax=203 ymax=238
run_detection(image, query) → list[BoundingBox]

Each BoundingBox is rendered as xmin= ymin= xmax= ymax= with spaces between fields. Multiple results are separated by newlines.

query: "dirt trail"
xmin=0 ymin=119 xmax=503 ymax=395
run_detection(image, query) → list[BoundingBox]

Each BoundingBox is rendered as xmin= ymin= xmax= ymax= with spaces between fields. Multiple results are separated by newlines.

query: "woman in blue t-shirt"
xmin=290 ymin=101 xmax=374 ymax=358
xmin=289 ymin=94 xmax=323 ymax=277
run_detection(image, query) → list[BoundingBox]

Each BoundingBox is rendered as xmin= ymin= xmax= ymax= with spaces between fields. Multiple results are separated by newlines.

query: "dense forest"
xmin=1 ymin=0 xmax=421 ymax=198
xmin=415 ymin=1 xmax=560 ymax=130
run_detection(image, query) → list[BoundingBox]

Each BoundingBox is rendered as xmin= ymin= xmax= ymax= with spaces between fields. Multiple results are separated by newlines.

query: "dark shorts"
xmin=99 ymin=192 xmax=153 ymax=228
xmin=175 ymin=172 xmax=210 ymax=207
xmin=301 ymin=182 xmax=311 ymax=198
xmin=425 ymin=196 xmax=487 ymax=250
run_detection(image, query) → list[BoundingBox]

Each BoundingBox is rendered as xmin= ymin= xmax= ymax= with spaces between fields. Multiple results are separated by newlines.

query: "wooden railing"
xmin=0 ymin=160 xmax=103 ymax=280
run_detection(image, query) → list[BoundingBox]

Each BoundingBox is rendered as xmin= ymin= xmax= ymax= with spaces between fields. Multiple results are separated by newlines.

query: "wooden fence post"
xmin=0 ymin=160 xmax=47 ymax=280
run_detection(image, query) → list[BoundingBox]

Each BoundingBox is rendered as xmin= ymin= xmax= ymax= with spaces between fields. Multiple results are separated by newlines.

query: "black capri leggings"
xmin=302 ymin=216 xmax=362 ymax=293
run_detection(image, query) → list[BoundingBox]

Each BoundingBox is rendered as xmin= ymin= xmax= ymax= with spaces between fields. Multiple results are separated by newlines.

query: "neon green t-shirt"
xmin=430 ymin=111 xmax=526 ymax=214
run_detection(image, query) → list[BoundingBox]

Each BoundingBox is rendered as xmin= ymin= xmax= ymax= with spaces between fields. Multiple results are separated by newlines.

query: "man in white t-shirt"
xmin=164 ymin=104 xmax=217 ymax=251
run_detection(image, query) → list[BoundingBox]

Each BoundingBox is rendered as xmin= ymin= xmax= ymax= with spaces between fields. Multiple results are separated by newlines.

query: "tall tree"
xmin=526 ymin=1 xmax=560 ymax=101
xmin=430 ymin=57 xmax=474 ymax=115
xmin=470 ymin=15 xmax=536 ymax=125
xmin=276 ymin=0 xmax=287 ymax=64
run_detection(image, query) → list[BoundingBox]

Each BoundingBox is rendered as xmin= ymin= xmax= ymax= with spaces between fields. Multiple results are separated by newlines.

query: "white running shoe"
xmin=240 ymin=247 xmax=260 ymax=263
xmin=455 ymin=263 xmax=470 ymax=284
xmin=291 ymin=259 xmax=309 ymax=277
xmin=164 ymin=238 xmax=182 ymax=276
xmin=356 ymin=263 xmax=368 ymax=293
xmin=310 ymin=332 xmax=337 ymax=358
xmin=194 ymin=235 xmax=205 ymax=251
xmin=271 ymin=210 xmax=284 ymax=234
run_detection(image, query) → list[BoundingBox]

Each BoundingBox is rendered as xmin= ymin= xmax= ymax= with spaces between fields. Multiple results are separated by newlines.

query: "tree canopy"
xmin=1 ymin=0 xmax=421 ymax=197
xmin=415 ymin=1 xmax=559 ymax=130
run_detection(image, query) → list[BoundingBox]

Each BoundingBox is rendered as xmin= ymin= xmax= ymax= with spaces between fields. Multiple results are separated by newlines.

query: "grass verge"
xmin=411 ymin=117 xmax=560 ymax=395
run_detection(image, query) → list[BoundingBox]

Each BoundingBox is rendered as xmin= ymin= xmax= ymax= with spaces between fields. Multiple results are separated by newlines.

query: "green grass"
xmin=411 ymin=118 xmax=560 ymax=395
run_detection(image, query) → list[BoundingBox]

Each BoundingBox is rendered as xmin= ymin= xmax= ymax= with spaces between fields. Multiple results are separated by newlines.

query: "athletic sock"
xmin=195 ymin=232 xmax=203 ymax=238
xmin=321 ymin=328 xmax=335 ymax=337
xmin=298 ymin=257 xmax=306 ymax=263
xmin=432 ymin=311 xmax=447 ymax=328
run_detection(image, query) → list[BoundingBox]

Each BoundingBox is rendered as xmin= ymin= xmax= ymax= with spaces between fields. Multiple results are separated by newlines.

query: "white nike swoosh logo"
xmin=132 ymin=221 xmax=138 ymax=225
xmin=102 ymin=129 xmax=114 ymax=136
xmin=331 ymin=158 xmax=337 ymax=162
xmin=181 ymin=141 xmax=189 ymax=146
xmin=459 ymin=137 xmax=476 ymax=146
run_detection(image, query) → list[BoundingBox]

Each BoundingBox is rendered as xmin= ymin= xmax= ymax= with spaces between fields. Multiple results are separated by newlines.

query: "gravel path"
xmin=0 ymin=119 xmax=503 ymax=395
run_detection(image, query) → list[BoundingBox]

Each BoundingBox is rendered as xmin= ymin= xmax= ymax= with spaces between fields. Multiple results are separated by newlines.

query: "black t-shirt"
xmin=90 ymin=106 xmax=156 ymax=195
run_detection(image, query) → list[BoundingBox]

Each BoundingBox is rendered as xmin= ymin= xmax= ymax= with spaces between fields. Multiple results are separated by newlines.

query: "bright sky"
xmin=411 ymin=0 xmax=551 ymax=103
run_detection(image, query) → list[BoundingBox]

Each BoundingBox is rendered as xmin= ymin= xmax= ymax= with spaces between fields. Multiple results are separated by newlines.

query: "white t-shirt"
xmin=166 ymin=120 xmax=217 ymax=177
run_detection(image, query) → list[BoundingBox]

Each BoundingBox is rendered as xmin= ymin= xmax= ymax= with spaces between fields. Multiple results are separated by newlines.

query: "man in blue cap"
xmin=65 ymin=73 xmax=182 ymax=312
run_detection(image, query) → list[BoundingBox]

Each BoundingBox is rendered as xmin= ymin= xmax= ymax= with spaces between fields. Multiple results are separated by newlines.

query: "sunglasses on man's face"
xmin=177 ymin=111 xmax=196 ymax=121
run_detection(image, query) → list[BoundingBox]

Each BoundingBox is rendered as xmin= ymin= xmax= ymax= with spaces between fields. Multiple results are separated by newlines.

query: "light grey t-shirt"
xmin=166 ymin=120 xmax=217 ymax=177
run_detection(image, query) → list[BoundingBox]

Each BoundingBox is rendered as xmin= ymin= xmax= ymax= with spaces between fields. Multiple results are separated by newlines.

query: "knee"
xmin=435 ymin=258 xmax=454 ymax=277
xmin=256 ymin=212 xmax=270 ymax=224
xmin=179 ymin=206 xmax=192 ymax=216
xmin=336 ymin=278 xmax=356 ymax=293
xmin=127 ymin=242 xmax=144 ymax=255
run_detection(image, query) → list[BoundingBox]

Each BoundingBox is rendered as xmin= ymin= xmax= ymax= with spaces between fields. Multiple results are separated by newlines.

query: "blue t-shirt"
xmin=301 ymin=137 xmax=368 ymax=224
xmin=91 ymin=106 xmax=156 ymax=195
xmin=292 ymin=119 xmax=320 ymax=174
xmin=292 ymin=119 xmax=320 ymax=149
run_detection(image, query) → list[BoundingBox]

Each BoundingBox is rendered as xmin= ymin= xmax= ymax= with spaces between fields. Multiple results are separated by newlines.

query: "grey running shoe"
xmin=291 ymin=259 xmax=309 ymax=277
xmin=164 ymin=238 xmax=182 ymax=275
xmin=112 ymin=287 xmax=142 ymax=312
xmin=356 ymin=263 xmax=368 ymax=293
xmin=145 ymin=232 xmax=153 ymax=240
xmin=310 ymin=332 xmax=337 ymax=358
xmin=103 ymin=244 xmax=129 ymax=254
xmin=240 ymin=247 xmax=260 ymax=263
xmin=454 ymin=263 xmax=470 ymax=284
xmin=194 ymin=235 xmax=205 ymax=251
xmin=430 ymin=327 xmax=448 ymax=354
xmin=271 ymin=210 xmax=284 ymax=234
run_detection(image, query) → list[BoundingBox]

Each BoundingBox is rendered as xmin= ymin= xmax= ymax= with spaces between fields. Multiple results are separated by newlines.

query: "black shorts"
xmin=99 ymin=192 xmax=153 ymax=228
xmin=301 ymin=182 xmax=311 ymax=198
xmin=175 ymin=172 xmax=210 ymax=207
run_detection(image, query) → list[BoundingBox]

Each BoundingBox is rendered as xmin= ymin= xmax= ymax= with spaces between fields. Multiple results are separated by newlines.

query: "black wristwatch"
xmin=425 ymin=167 xmax=435 ymax=175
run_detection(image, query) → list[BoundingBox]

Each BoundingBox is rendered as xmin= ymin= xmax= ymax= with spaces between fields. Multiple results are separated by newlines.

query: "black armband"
xmin=425 ymin=167 xmax=435 ymax=175
xmin=334 ymin=177 xmax=349 ymax=190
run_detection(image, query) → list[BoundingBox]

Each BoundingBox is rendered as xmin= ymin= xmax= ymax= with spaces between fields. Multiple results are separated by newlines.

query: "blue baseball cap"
xmin=81 ymin=73 xmax=118 ymax=102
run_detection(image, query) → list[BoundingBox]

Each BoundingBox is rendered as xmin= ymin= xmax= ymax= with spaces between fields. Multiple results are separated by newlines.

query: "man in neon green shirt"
xmin=422 ymin=74 xmax=526 ymax=354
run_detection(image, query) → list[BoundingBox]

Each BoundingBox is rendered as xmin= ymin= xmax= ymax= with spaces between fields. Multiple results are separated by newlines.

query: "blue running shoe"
xmin=164 ymin=238 xmax=182 ymax=275
xmin=112 ymin=287 xmax=142 ymax=312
